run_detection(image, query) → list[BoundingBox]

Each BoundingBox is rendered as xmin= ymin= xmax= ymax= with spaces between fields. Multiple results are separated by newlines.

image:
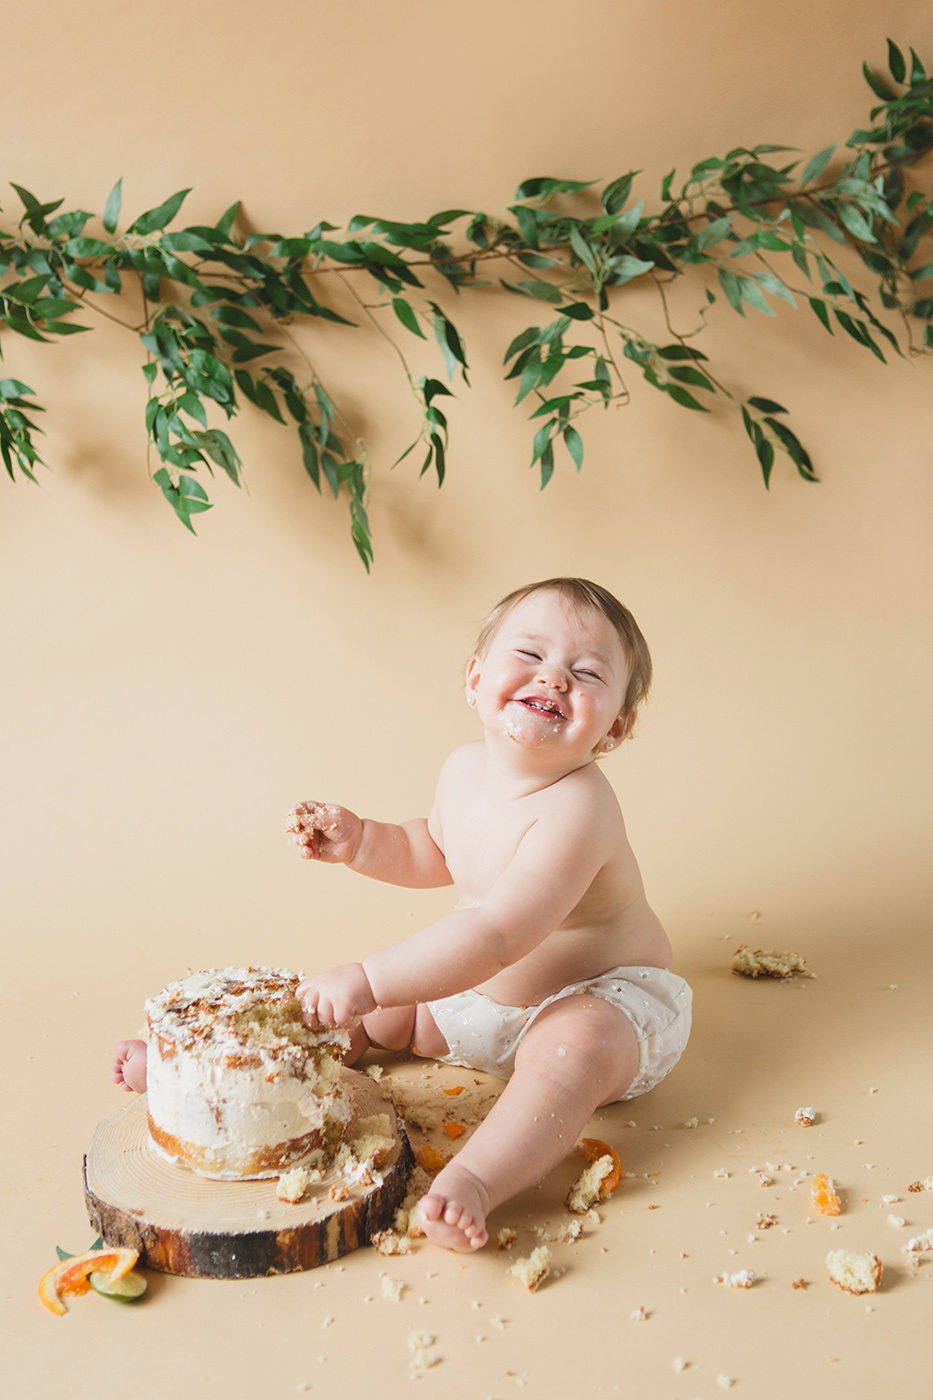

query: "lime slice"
xmin=89 ymin=1269 xmax=148 ymax=1302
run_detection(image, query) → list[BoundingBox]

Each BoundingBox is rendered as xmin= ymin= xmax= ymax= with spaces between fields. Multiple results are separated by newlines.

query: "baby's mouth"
xmin=513 ymin=695 xmax=566 ymax=720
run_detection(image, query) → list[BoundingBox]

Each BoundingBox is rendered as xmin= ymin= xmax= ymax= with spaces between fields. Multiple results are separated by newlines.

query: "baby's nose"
xmin=536 ymin=662 xmax=568 ymax=689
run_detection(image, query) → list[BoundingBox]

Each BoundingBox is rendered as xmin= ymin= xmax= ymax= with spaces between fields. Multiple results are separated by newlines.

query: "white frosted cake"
xmin=145 ymin=967 xmax=350 ymax=1180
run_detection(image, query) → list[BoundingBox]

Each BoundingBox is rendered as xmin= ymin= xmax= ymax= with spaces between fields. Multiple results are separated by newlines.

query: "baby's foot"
xmin=417 ymin=1163 xmax=489 ymax=1253
xmin=112 ymin=1039 xmax=148 ymax=1093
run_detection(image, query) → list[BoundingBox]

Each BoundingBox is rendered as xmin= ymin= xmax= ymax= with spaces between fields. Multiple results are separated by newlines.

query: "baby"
xmin=112 ymin=576 xmax=691 ymax=1252
xmin=285 ymin=578 xmax=691 ymax=1251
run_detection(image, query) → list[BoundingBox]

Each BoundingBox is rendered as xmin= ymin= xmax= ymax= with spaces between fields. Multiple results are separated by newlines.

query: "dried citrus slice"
xmin=810 ymin=1172 xmax=842 ymax=1216
xmin=89 ymin=1270 xmax=148 ymax=1302
xmin=415 ymin=1144 xmax=449 ymax=1173
xmin=38 ymin=1247 xmax=139 ymax=1316
xmin=443 ymin=1122 xmax=466 ymax=1140
xmin=581 ymin=1137 xmax=623 ymax=1196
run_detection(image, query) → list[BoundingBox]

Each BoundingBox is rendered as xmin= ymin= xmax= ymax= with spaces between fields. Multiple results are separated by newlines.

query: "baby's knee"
xmin=517 ymin=997 xmax=639 ymax=1096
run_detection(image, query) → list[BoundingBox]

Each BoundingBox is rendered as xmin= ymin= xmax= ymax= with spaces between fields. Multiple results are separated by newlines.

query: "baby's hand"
xmin=285 ymin=801 xmax=363 ymax=864
xmin=296 ymin=964 xmax=377 ymax=1029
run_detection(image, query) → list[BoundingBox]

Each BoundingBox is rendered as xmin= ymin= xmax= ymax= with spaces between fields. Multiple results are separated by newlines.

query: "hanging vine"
xmin=1 ymin=40 xmax=931 ymax=567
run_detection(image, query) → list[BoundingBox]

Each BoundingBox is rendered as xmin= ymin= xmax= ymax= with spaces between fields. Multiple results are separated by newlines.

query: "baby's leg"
xmin=340 ymin=1001 xmax=450 ymax=1067
xmin=418 ymin=996 xmax=639 ymax=1252
xmin=112 ymin=1039 xmax=148 ymax=1093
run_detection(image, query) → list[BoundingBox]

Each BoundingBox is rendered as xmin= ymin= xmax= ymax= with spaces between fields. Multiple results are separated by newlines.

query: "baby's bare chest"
xmin=439 ymin=794 xmax=537 ymax=897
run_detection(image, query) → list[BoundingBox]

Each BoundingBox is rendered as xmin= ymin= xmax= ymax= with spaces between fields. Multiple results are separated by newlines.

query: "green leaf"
xmin=605 ymin=254 xmax=654 ymax=286
xmin=737 ymin=276 xmax=775 ymax=316
xmin=0 ymin=378 xmax=38 ymax=399
xmin=569 ymin=226 xmax=597 ymax=276
xmin=753 ymin=271 xmax=796 ymax=307
xmin=391 ymin=297 xmax=426 ymax=338
xmin=747 ymin=396 xmax=788 ymax=414
xmin=800 ymin=146 xmax=836 ymax=186
xmin=103 ymin=177 xmax=123 ymax=234
xmin=601 ymin=173 xmax=637 ymax=216
xmin=515 ymin=176 xmax=595 ymax=199
xmin=838 ymin=203 xmax=875 ymax=243
xmin=657 ymin=344 xmax=709 ymax=361
xmin=718 ymin=268 xmax=745 ymax=315
xmin=668 ymin=365 xmax=715 ymax=392
xmin=519 ymin=280 xmax=563 ymax=304
xmin=512 ymin=205 xmax=539 ymax=249
xmin=887 ymin=38 xmax=906 ymax=85
xmin=129 ymin=188 xmax=192 ymax=236
xmin=562 ymin=423 xmax=584 ymax=470
xmin=808 ymin=296 xmax=833 ymax=333
xmin=695 ymin=216 xmax=733 ymax=250
xmin=152 ymin=467 xmax=212 ymax=532
xmin=665 ymin=384 xmax=710 ymax=412
xmin=861 ymin=62 xmax=896 ymax=101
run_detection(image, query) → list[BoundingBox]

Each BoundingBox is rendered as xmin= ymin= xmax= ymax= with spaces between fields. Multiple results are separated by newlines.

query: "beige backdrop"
xmin=3 ymin=2 xmax=931 ymax=1396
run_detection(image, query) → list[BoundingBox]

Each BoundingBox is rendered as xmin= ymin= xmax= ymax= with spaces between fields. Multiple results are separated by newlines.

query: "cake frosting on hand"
xmin=144 ymin=967 xmax=350 ymax=1180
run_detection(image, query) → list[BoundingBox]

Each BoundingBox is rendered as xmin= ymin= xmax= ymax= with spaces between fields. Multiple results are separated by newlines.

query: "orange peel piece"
xmin=415 ymin=1143 xmax=449 ymax=1174
xmin=38 ymin=1248 xmax=139 ymax=1317
xmin=443 ymin=1122 xmax=466 ymax=1140
xmin=581 ymin=1138 xmax=623 ymax=1197
xmin=442 ymin=1086 xmax=465 ymax=1096
xmin=810 ymin=1172 xmax=842 ymax=1216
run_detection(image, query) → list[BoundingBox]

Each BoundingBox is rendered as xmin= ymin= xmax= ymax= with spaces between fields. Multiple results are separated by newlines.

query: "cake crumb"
xmin=630 ymin=1305 xmax=648 ymax=1322
xmin=794 ymin=1107 xmax=817 ymax=1126
xmin=507 ymin=1246 xmax=553 ymax=1291
xmin=672 ymin=1358 xmax=689 ymax=1373
xmin=731 ymin=945 xmax=809 ymax=978
xmin=563 ymin=1219 xmax=583 ymax=1244
xmin=491 ymin=1315 xmax=508 ymax=1330
xmin=713 ymin=1168 xmax=730 ymax=1179
xmin=277 ymin=1164 xmax=322 ymax=1204
xmin=826 ymin=1249 xmax=882 ymax=1294
xmin=372 ymin=1230 xmax=412 ymax=1256
xmin=566 ymin=1155 xmax=614 ymax=1213
xmin=903 ymin=1228 xmax=933 ymax=1253
xmin=497 ymin=1227 xmax=518 ymax=1250
xmin=756 ymin=1214 xmax=777 ymax=1230
xmin=792 ymin=1278 xmax=808 ymax=1289
xmin=718 ymin=1375 xmax=734 ymax=1389
xmin=683 ymin=1117 xmax=699 ymax=1129
xmin=407 ymin=1331 xmax=440 ymax=1372
xmin=887 ymin=1215 xmax=906 ymax=1228
xmin=714 ymin=1270 xmax=757 ymax=1289
xmin=381 ymin=1274 xmax=405 ymax=1302
xmin=363 ymin=1063 xmax=384 ymax=1080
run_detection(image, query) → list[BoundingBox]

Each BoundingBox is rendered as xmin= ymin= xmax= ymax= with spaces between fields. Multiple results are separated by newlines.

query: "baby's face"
xmin=466 ymin=590 xmax=631 ymax=761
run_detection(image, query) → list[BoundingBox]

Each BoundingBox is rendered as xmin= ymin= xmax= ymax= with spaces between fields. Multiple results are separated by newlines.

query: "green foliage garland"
xmin=1 ymin=40 xmax=931 ymax=567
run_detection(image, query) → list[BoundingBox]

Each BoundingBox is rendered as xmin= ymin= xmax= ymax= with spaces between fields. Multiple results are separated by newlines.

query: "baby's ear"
xmin=605 ymin=709 xmax=636 ymax=748
xmin=465 ymin=654 xmax=482 ymax=704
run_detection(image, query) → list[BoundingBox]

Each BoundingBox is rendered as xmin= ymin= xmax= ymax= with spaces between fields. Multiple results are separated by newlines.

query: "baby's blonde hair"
xmin=473 ymin=577 xmax=652 ymax=722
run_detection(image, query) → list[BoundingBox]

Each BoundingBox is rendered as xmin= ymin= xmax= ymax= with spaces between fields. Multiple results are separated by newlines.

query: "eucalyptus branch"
xmin=2 ymin=39 xmax=931 ymax=558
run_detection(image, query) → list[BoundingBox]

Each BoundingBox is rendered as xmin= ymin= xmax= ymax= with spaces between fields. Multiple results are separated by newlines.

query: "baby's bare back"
xmin=433 ymin=743 xmax=672 ymax=1008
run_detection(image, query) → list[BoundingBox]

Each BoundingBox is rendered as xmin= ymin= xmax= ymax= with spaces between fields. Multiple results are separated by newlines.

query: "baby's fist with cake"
xmin=296 ymin=963 xmax=378 ymax=1029
xmin=285 ymin=800 xmax=362 ymax=864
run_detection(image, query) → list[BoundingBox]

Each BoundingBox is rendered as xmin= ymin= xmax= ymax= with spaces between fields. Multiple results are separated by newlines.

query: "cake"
xmin=144 ymin=966 xmax=350 ymax=1180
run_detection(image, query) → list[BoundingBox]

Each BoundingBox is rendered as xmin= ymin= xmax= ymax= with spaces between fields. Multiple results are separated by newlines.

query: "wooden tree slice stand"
xmin=84 ymin=1070 xmax=414 ymax=1278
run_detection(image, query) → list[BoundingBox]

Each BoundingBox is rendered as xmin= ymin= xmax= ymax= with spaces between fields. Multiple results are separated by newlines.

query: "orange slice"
xmin=442 ymin=1086 xmax=465 ymax=1096
xmin=810 ymin=1172 xmax=842 ymax=1216
xmin=443 ymin=1122 xmax=466 ymax=1140
xmin=415 ymin=1144 xmax=449 ymax=1173
xmin=581 ymin=1137 xmax=623 ymax=1197
xmin=38 ymin=1248 xmax=139 ymax=1317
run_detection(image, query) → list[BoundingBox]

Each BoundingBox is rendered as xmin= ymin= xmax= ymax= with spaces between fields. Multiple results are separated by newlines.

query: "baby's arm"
xmin=286 ymin=800 xmax=452 ymax=889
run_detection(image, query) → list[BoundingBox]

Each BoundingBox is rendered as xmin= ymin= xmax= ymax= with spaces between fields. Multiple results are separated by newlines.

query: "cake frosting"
xmin=145 ymin=966 xmax=350 ymax=1180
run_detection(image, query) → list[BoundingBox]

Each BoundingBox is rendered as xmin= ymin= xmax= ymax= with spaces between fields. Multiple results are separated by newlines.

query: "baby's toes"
xmin=419 ymin=1194 xmax=445 ymax=1224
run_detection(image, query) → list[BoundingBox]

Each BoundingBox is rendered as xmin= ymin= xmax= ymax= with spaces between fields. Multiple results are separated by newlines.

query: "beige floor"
xmin=4 ymin=906 xmax=930 ymax=1400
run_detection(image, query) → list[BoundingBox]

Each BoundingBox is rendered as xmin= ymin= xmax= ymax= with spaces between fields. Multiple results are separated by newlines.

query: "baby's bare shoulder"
xmin=538 ymin=762 xmax=625 ymax=835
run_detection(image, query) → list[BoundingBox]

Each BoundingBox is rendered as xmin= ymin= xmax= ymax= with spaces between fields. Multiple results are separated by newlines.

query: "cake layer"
xmin=145 ymin=967 xmax=349 ymax=1181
